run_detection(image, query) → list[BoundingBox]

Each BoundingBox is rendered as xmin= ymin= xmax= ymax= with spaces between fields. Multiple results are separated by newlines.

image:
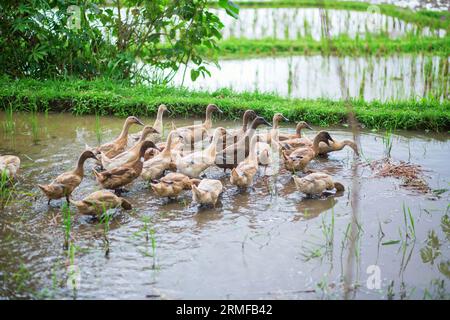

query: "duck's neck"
xmin=153 ymin=108 xmax=164 ymax=133
xmin=74 ymin=153 xmax=90 ymax=176
xmin=273 ymin=117 xmax=280 ymax=130
xmin=296 ymin=126 xmax=303 ymax=138
xmin=312 ymin=136 xmax=324 ymax=155
xmin=164 ymin=133 xmax=174 ymax=155
xmin=207 ymin=131 xmax=222 ymax=157
xmin=248 ymin=137 xmax=258 ymax=163
xmin=118 ymin=120 xmax=132 ymax=140
xmin=204 ymin=109 xmax=214 ymax=129
xmin=242 ymin=114 xmax=250 ymax=132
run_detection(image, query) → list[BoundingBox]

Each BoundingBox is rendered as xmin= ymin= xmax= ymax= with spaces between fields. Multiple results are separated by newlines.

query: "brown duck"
xmin=38 ymin=150 xmax=97 ymax=204
xmin=95 ymin=116 xmax=144 ymax=158
xmin=93 ymin=141 xmax=157 ymax=191
xmin=215 ymin=116 xmax=271 ymax=170
xmin=282 ymin=131 xmax=333 ymax=173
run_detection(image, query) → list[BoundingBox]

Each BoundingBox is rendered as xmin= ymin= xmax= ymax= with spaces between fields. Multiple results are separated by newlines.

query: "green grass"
xmin=212 ymin=36 xmax=450 ymax=59
xmin=225 ymin=1 xmax=450 ymax=31
xmin=0 ymin=77 xmax=449 ymax=131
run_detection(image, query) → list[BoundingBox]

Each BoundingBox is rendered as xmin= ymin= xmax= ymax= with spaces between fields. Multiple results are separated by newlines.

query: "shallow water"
xmin=0 ymin=112 xmax=449 ymax=299
xmin=213 ymin=7 xmax=446 ymax=41
xmin=171 ymin=54 xmax=449 ymax=101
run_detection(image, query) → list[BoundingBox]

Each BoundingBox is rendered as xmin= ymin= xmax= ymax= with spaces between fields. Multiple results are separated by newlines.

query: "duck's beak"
xmin=264 ymin=118 xmax=272 ymax=127
xmin=216 ymin=107 xmax=224 ymax=114
xmin=282 ymin=115 xmax=289 ymax=122
xmin=136 ymin=118 xmax=145 ymax=126
xmin=165 ymin=109 xmax=171 ymax=115
xmin=306 ymin=123 xmax=313 ymax=130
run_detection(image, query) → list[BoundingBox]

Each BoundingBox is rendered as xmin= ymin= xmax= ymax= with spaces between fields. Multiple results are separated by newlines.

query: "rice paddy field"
xmin=0 ymin=0 xmax=449 ymax=300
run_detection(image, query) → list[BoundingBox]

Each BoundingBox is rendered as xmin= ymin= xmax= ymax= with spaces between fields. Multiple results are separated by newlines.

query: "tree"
xmin=0 ymin=0 xmax=239 ymax=82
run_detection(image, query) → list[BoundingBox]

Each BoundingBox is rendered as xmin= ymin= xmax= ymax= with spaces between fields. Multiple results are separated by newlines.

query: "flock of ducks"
xmin=0 ymin=104 xmax=359 ymax=217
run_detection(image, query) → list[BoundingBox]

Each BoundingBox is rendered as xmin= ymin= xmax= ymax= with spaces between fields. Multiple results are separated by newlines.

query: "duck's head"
xmin=206 ymin=104 xmax=223 ymax=114
xmin=139 ymin=141 xmax=160 ymax=156
xmin=297 ymin=121 xmax=313 ymax=131
xmin=140 ymin=126 xmax=159 ymax=139
xmin=315 ymin=131 xmax=334 ymax=146
xmin=126 ymin=116 xmax=145 ymax=126
xmin=243 ymin=110 xmax=257 ymax=122
xmin=159 ymin=104 xmax=170 ymax=115
xmin=273 ymin=113 xmax=289 ymax=124
xmin=80 ymin=150 xmax=98 ymax=161
xmin=251 ymin=116 xmax=272 ymax=129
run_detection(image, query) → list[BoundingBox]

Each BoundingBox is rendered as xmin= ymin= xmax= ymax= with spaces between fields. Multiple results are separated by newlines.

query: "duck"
xmin=0 ymin=155 xmax=21 ymax=180
xmin=259 ymin=113 xmax=289 ymax=145
xmin=93 ymin=141 xmax=156 ymax=192
xmin=230 ymin=134 xmax=259 ymax=189
xmin=176 ymin=127 xmax=227 ymax=178
xmin=215 ymin=116 xmax=271 ymax=170
xmin=94 ymin=116 xmax=144 ymax=158
xmin=318 ymin=139 xmax=359 ymax=156
xmin=282 ymin=131 xmax=334 ymax=173
xmin=130 ymin=104 xmax=169 ymax=144
xmin=278 ymin=121 xmax=313 ymax=141
xmin=218 ymin=110 xmax=258 ymax=152
xmin=38 ymin=150 xmax=97 ymax=204
xmin=176 ymin=104 xmax=223 ymax=145
xmin=70 ymin=190 xmax=132 ymax=216
xmin=100 ymin=126 xmax=159 ymax=170
xmin=292 ymin=172 xmax=345 ymax=197
xmin=141 ymin=131 xmax=183 ymax=181
xmin=150 ymin=172 xmax=200 ymax=199
xmin=192 ymin=179 xmax=223 ymax=207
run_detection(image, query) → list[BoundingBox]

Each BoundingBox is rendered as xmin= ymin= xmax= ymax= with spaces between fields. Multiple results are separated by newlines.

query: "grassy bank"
xmin=0 ymin=78 xmax=449 ymax=131
xmin=212 ymin=36 xmax=449 ymax=59
xmin=227 ymin=1 xmax=450 ymax=30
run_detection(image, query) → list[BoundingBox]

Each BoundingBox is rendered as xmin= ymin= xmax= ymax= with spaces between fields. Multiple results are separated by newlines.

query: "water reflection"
xmin=172 ymin=55 xmax=449 ymax=101
xmin=214 ymin=8 xmax=446 ymax=41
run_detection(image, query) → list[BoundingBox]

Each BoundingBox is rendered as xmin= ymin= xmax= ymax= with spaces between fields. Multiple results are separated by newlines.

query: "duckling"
xmin=38 ymin=150 xmax=97 ymax=204
xmin=278 ymin=121 xmax=312 ymax=141
xmin=150 ymin=172 xmax=200 ymax=199
xmin=216 ymin=116 xmax=271 ymax=170
xmin=70 ymin=190 xmax=132 ymax=216
xmin=192 ymin=179 xmax=223 ymax=207
xmin=100 ymin=126 xmax=159 ymax=170
xmin=0 ymin=155 xmax=21 ymax=180
xmin=141 ymin=131 xmax=183 ymax=181
xmin=130 ymin=104 xmax=169 ymax=144
xmin=230 ymin=134 xmax=259 ymax=189
xmin=176 ymin=104 xmax=223 ymax=145
xmin=93 ymin=141 xmax=155 ymax=192
xmin=318 ymin=139 xmax=359 ymax=156
xmin=176 ymin=127 xmax=227 ymax=178
xmin=292 ymin=172 xmax=344 ymax=197
xmin=282 ymin=131 xmax=333 ymax=173
xmin=94 ymin=116 xmax=144 ymax=158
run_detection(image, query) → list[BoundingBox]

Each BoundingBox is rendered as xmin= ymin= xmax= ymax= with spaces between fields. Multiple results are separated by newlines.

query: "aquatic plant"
xmin=95 ymin=112 xmax=102 ymax=144
xmin=2 ymin=102 xmax=15 ymax=134
xmin=99 ymin=206 xmax=112 ymax=257
xmin=382 ymin=129 xmax=393 ymax=158
xmin=62 ymin=203 xmax=72 ymax=250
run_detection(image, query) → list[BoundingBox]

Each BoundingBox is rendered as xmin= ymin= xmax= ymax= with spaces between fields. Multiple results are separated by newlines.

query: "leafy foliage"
xmin=0 ymin=0 xmax=239 ymax=82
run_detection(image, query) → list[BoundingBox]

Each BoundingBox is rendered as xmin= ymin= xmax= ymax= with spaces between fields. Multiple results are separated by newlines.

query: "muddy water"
xmin=0 ymin=112 xmax=449 ymax=299
xmin=172 ymin=55 xmax=449 ymax=101
xmin=213 ymin=8 xmax=446 ymax=41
